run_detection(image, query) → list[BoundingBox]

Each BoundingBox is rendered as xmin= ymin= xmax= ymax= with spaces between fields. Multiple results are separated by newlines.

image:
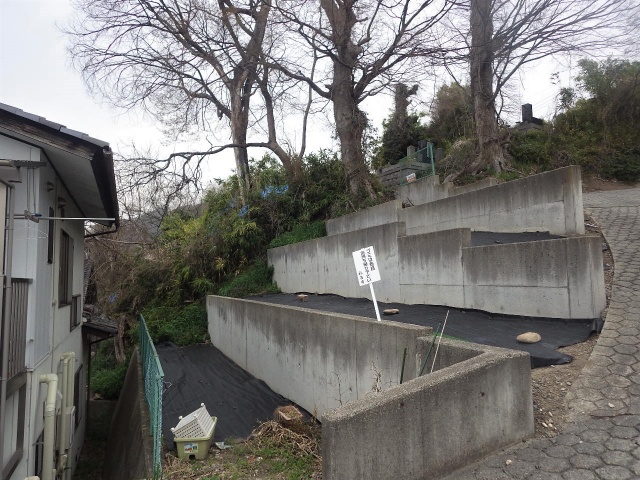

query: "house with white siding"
xmin=0 ymin=104 xmax=118 ymax=480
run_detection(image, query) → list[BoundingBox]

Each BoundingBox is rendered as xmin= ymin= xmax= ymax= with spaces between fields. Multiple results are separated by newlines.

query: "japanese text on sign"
xmin=352 ymin=246 xmax=381 ymax=286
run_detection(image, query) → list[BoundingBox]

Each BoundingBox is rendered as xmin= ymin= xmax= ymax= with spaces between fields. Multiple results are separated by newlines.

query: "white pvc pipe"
xmin=39 ymin=374 xmax=58 ymax=480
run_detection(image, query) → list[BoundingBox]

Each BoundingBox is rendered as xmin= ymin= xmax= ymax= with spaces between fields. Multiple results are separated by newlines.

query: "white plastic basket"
xmin=171 ymin=403 xmax=215 ymax=439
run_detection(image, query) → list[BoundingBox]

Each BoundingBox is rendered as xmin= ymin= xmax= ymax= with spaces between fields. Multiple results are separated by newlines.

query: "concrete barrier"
xmin=400 ymin=166 xmax=584 ymax=236
xmin=207 ymin=295 xmax=431 ymax=418
xmin=269 ymin=224 xmax=606 ymax=319
xmin=206 ymin=297 xmax=534 ymax=479
xmin=323 ymin=338 xmax=534 ymax=480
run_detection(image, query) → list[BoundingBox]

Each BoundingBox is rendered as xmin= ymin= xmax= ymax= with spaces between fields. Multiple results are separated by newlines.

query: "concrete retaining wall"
xmin=207 ymin=296 xmax=431 ymax=418
xmin=269 ymin=223 xmax=606 ymax=319
xmin=322 ymin=338 xmax=534 ymax=480
xmin=326 ymin=200 xmax=401 ymax=236
xmin=448 ymin=176 xmax=498 ymax=196
xmin=205 ymin=297 xmax=533 ymax=479
xmin=269 ymin=222 xmax=404 ymax=303
xmin=328 ymin=167 xmax=581 ymax=237
xmin=395 ymin=174 xmax=448 ymax=205
xmin=398 ymin=228 xmax=470 ymax=307
xmin=103 ymin=348 xmax=153 ymax=480
xmin=462 ymin=236 xmax=606 ymax=319
xmin=400 ymin=166 xmax=585 ymax=236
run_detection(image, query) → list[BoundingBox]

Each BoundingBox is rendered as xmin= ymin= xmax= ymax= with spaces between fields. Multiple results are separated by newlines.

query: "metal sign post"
xmin=352 ymin=245 xmax=382 ymax=321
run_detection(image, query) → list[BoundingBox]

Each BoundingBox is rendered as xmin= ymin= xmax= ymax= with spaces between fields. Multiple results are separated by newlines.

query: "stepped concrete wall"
xmin=323 ymin=338 xmax=533 ymax=480
xmin=395 ymin=174 xmax=449 ymax=205
xmin=206 ymin=296 xmax=431 ymax=418
xmin=269 ymin=222 xmax=404 ymax=303
xmin=400 ymin=166 xmax=584 ymax=236
xmin=268 ymin=225 xmax=605 ymax=319
xmin=326 ymin=167 xmax=583 ymax=237
xmin=325 ymin=200 xmax=401 ymax=237
xmin=462 ymin=236 xmax=606 ymax=319
xmin=206 ymin=297 xmax=534 ymax=480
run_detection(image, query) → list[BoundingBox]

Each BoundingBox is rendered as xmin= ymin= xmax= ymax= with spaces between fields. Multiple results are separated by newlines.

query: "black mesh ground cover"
xmin=158 ymin=342 xmax=295 ymax=448
xmin=470 ymin=231 xmax=563 ymax=246
xmin=247 ymin=293 xmax=601 ymax=368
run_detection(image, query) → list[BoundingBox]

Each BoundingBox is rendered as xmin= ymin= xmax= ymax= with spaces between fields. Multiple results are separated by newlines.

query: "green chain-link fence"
xmin=139 ymin=315 xmax=164 ymax=479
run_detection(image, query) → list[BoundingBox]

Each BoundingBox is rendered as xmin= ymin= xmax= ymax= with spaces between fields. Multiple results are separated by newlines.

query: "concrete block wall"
xmin=103 ymin=348 xmax=153 ymax=480
xmin=322 ymin=338 xmax=534 ymax=480
xmin=400 ymin=166 xmax=585 ymax=236
xmin=207 ymin=296 xmax=431 ymax=418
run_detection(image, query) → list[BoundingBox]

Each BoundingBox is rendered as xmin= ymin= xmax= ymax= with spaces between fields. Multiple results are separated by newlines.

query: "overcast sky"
xmin=0 ymin=0 xmax=571 ymax=185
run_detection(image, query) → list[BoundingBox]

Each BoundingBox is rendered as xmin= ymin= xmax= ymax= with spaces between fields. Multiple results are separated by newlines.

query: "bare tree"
xmin=67 ymin=0 xmax=307 ymax=200
xmin=271 ymin=0 xmax=456 ymax=196
xmin=457 ymin=0 xmax=635 ymax=174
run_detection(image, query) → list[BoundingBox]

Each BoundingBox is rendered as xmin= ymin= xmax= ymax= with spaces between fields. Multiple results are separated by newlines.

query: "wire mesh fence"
xmin=139 ymin=315 xmax=165 ymax=479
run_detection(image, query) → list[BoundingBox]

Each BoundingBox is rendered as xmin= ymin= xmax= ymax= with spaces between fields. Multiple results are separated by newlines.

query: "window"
xmin=58 ymin=230 xmax=73 ymax=306
xmin=34 ymin=430 xmax=44 ymax=479
xmin=70 ymin=294 xmax=81 ymax=330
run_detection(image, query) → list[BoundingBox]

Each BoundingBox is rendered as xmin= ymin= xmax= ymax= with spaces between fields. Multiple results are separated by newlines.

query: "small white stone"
xmin=516 ymin=332 xmax=541 ymax=343
xmin=608 ymin=403 xmax=615 ymax=408
xmin=505 ymin=459 xmax=512 ymax=466
xmin=383 ymin=308 xmax=400 ymax=315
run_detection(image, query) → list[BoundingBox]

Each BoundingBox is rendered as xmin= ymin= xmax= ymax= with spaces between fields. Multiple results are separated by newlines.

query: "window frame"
xmin=58 ymin=230 xmax=74 ymax=307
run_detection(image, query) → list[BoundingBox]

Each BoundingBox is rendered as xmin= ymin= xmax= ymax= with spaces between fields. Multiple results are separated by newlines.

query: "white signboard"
xmin=352 ymin=246 xmax=382 ymax=321
xmin=406 ymin=172 xmax=417 ymax=183
xmin=352 ymin=246 xmax=381 ymax=286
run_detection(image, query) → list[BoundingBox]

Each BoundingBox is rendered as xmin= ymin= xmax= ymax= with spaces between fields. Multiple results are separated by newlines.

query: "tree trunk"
xmin=322 ymin=0 xmax=374 ymax=197
xmin=230 ymin=87 xmax=252 ymax=203
xmin=470 ymin=0 xmax=506 ymax=173
xmin=333 ymin=74 xmax=373 ymax=196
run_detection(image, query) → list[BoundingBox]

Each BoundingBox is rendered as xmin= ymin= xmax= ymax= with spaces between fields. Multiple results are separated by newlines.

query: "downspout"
xmin=57 ymin=355 xmax=70 ymax=474
xmin=58 ymin=352 xmax=75 ymax=480
xmin=0 ymin=179 xmax=15 ymax=480
xmin=38 ymin=374 xmax=58 ymax=480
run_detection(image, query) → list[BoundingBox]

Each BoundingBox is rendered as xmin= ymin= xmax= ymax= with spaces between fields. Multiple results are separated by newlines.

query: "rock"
xmin=297 ymin=294 xmax=308 ymax=302
xmin=383 ymin=308 xmax=400 ymax=315
xmin=517 ymin=332 xmax=541 ymax=344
